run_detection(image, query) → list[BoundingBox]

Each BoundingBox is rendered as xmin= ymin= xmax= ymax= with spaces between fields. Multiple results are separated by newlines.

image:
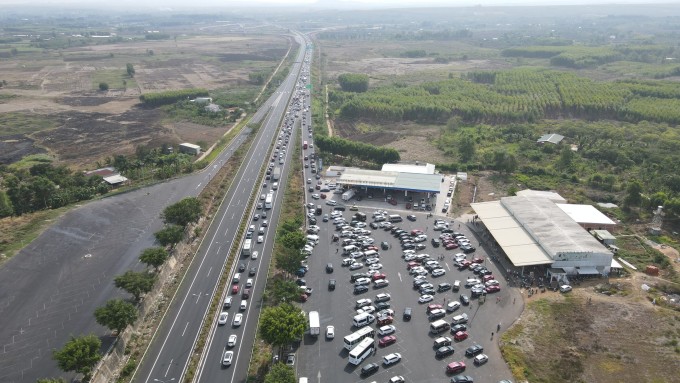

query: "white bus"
xmin=348 ymin=337 xmax=374 ymax=365
xmin=265 ymin=192 xmax=274 ymax=210
xmin=242 ymin=239 xmax=252 ymax=256
xmin=343 ymin=326 xmax=376 ymax=350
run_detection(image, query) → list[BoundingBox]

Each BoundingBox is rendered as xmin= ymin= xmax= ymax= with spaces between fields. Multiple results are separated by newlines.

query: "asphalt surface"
xmin=296 ymin=175 xmax=522 ymax=380
xmin=133 ymin=35 xmax=310 ymax=383
xmin=0 ymin=35 xmax=301 ymax=383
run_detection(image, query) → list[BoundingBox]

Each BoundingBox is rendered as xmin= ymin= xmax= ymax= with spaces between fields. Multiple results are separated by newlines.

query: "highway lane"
xmin=195 ymin=37 xmax=314 ymax=383
xmin=133 ymin=35 xmax=309 ymax=383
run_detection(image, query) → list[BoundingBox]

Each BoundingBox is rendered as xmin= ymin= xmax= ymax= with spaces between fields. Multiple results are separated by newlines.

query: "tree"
xmin=492 ymin=151 xmax=518 ymax=174
xmin=275 ymin=246 xmax=306 ymax=276
xmin=0 ymin=190 xmax=14 ymax=217
xmin=126 ymin=63 xmax=135 ymax=78
xmin=99 ymin=82 xmax=109 ymax=91
xmin=458 ymin=136 xmax=476 ymax=162
xmin=337 ymin=73 xmax=369 ymax=92
xmin=624 ymin=179 xmax=643 ymax=208
xmin=52 ymin=334 xmax=102 ymax=378
xmin=161 ymin=197 xmax=202 ymax=227
xmin=154 ymin=225 xmax=184 ymax=248
xmin=267 ymin=279 xmax=301 ymax=305
xmin=264 ymin=363 xmax=296 ymax=383
xmin=259 ymin=303 xmax=306 ymax=347
xmin=114 ymin=271 xmax=156 ymax=301
xmin=139 ymin=247 xmax=169 ymax=271
xmin=557 ymin=145 xmax=575 ymax=170
xmin=279 ymin=231 xmax=306 ymax=251
xmin=94 ymin=299 xmax=138 ymax=335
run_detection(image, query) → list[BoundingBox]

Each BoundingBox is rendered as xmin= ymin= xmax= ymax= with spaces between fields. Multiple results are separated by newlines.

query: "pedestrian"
xmin=513 ymin=297 xmax=516 ymax=304
xmin=336 ymin=248 xmax=338 ymax=254
xmin=491 ymin=332 xmax=494 ymax=338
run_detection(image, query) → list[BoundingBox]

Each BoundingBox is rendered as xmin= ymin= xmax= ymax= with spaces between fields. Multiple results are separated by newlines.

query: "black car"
xmin=431 ymin=238 xmax=441 ymax=248
xmin=360 ymin=362 xmax=380 ymax=377
xmin=249 ymin=267 xmax=257 ymax=276
xmin=351 ymin=273 xmax=366 ymax=282
xmin=375 ymin=302 xmax=391 ymax=310
xmin=381 ymin=241 xmax=390 ymax=250
xmin=460 ymin=294 xmax=470 ymax=305
xmin=451 ymin=324 xmax=467 ymax=334
xmin=407 ymin=214 xmax=417 ymax=221
xmin=420 ymin=287 xmax=436 ymax=295
xmin=354 ymin=285 xmax=369 ymax=294
xmin=402 ymin=243 xmax=416 ymax=250
xmin=326 ymin=263 xmax=334 ymax=273
xmin=465 ymin=344 xmax=484 ymax=357
xmin=334 ymin=205 xmax=346 ymax=211
xmin=328 ymin=279 xmax=336 ymax=291
xmin=370 ymin=222 xmax=380 ymax=229
xmin=436 ymin=345 xmax=455 ymax=358
xmin=309 ymin=217 xmax=317 ymax=225
xmin=296 ymin=279 xmax=306 ymax=286
xmin=451 ymin=376 xmax=474 ymax=383
xmin=413 ymin=279 xmax=428 ymax=288
xmin=437 ymin=283 xmax=452 ymax=293
xmin=460 ymin=245 xmax=476 ymax=254
xmin=239 ymin=263 xmax=246 ymax=272
xmin=403 ymin=307 xmax=412 ymax=321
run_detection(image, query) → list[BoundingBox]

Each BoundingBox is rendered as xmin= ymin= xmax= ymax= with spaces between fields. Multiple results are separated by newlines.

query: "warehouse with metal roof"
xmin=334 ymin=167 xmax=442 ymax=194
xmin=471 ymin=195 xmax=614 ymax=276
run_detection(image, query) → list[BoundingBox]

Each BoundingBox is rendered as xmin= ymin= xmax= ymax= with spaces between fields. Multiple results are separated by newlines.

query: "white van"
xmin=306 ymin=235 xmax=319 ymax=245
xmin=233 ymin=273 xmax=241 ymax=284
xmin=299 ymin=378 xmax=308 ymax=383
xmin=352 ymin=313 xmax=375 ymax=328
xmin=363 ymin=250 xmax=379 ymax=258
xmin=343 ymin=245 xmax=358 ymax=255
xmin=430 ymin=319 xmax=450 ymax=334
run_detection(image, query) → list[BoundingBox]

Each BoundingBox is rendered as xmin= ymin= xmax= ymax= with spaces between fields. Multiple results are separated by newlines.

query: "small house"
xmin=179 ymin=143 xmax=201 ymax=156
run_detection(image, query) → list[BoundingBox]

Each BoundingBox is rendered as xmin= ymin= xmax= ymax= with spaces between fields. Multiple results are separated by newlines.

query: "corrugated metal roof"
xmin=516 ymin=189 xmax=566 ymax=203
xmin=336 ymin=168 xmax=441 ymax=193
xmin=556 ymin=204 xmax=616 ymax=226
xmin=382 ymin=163 xmax=435 ymax=174
xmin=393 ymin=173 xmax=441 ymax=193
xmin=537 ymin=133 xmax=564 ymax=144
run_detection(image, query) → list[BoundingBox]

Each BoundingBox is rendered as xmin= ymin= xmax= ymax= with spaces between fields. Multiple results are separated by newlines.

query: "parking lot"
xmin=295 ymin=190 xmax=521 ymax=382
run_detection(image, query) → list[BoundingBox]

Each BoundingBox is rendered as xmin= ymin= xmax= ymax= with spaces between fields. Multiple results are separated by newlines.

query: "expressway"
xmin=132 ymin=35 xmax=311 ymax=383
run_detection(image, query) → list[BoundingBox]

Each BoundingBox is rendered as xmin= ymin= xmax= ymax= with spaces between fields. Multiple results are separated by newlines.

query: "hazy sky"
xmin=2 ymin=0 xmax=679 ymax=8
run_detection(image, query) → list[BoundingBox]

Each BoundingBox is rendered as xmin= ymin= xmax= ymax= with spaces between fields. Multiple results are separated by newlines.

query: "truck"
xmin=309 ymin=311 xmax=320 ymax=336
xmin=242 ymin=239 xmax=252 ymax=257
xmin=342 ymin=189 xmax=355 ymax=201
xmin=272 ymin=167 xmax=281 ymax=181
xmin=303 ymin=141 xmax=308 ymax=150
xmin=265 ymin=193 xmax=274 ymax=210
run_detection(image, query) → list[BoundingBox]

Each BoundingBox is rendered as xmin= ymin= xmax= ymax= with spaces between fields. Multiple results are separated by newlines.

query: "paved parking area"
xmin=296 ymin=201 xmax=521 ymax=383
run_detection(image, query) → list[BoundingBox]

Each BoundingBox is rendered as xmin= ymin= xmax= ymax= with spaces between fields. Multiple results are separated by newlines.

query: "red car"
xmin=299 ymin=293 xmax=308 ymax=302
xmin=446 ymin=361 xmax=466 ymax=374
xmin=426 ymin=303 xmax=443 ymax=314
xmin=454 ymin=331 xmax=469 ymax=341
xmin=407 ymin=262 xmax=419 ymax=270
xmin=320 ymin=194 xmax=327 ymax=199
xmin=471 ymin=257 xmax=484 ymax=264
xmin=366 ymin=245 xmax=379 ymax=251
xmin=485 ymin=285 xmax=501 ymax=293
xmin=459 ymin=260 xmax=471 ymax=269
xmin=379 ymin=335 xmax=397 ymax=347
xmin=411 ymin=229 xmax=424 ymax=236
xmin=387 ymin=199 xmax=398 ymax=205
xmin=483 ymin=274 xmax=495 ymax=282
xmin=445 ymin=243 xmax=459 ymax=250
xmin=231 ymin=284 xmax=240 ymax=294
xmin=372 ymin=273 xmax=387 ymax=281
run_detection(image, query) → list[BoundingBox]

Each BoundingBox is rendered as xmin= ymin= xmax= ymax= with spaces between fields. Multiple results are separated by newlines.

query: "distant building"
xmin=103 ymin=174 xmax=129 ymax=186
xmin=381 ymin=162 xmax=435 ymax=175
xmin=179 ymin=143 xmax=201 ymax=156
xmin=83 ymin=167 xmax=117 ymax=178
xmin=537 ymin=133 xmax=564 ymax=145
xmin=192 ymin=97 xmax=213 ymax=104
xmin=516 ymin=189 xmax=566 ymax=203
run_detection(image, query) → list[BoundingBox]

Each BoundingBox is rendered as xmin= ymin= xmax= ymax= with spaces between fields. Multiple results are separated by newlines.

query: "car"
xmin=474 ymin=353 xmax=489 ymax=365
xmin=381 ymin=241 xmax=390 ymax=250
xmin=372 ymin=272 xmax=387 ymax=281
xmin=252 ymin=213 xmax=260 ymax=221
xmin=365 ymin=257 xmax=380 ymax=265
xmin=465 ymin=344 xmax=484 ymax=357
xmin=378 ymin=324 xmax=396 ymax=336
xmin=451 ymin=324 xmax=467 ymax=334
xmin=460 ymin=295 xmax=470 ymax=305
xmin=465 ymin=278 xmax=481 ymax=287
xmin=328 ymin=279 xmax=336 ymax=290
xmin=222 ymin=350 xmax=234 ymax=366
xmin=355 ymin=277 xmax=371 ymax=286
xmin=360 ymin=363 xmax=380 ymax=377
xmin=403 ymin=307 xmax=412 ymax=321
xmin=450 ymin=375 xmax=474 ymax=383
xmin=249 ymin=267 xmax=257 ymax=276
xmin=419 ymin=294 xmax=434 ymax=303
xmin=326 ymin=263 xmax=334 ymax=273
xmin=560 ymin=285 xmax=573 ymax=293
xmin=326 ymin=325 xmax=335 ymax=339
xmin=375 ymin=293 xmax=391 ymax=302
xmin=375 ymin=301 xmax=391 ymax=310
xmin=432 ymin=268 xmax=446 ymax=277
xmin=379 ymin=308 xmax=395 ymax=317
xmin=383 ymin=352 xmax=402 ymax=366
xmin=311 ymin=194 xmax=320 ymax=199
xmin=349 ymin=262 xmax=364 ymax=270
xmin=239 ymin=263 xmax=246 ymax=272
xmin=447 ymin=301 xmax=461 ymax=312
xmin=232 ymin=313 xmax=243 ymax=327
xmin=434 ymin=336 xmax=452 ymax=348
xmin=325 ymin=200 xmax=337 ymax=206
xmin=485 ymin=285 xmax=501 ymax=293
xmin=389 ymin=376 xmax=405 ymax=383
xmin=452 ymin=313 xmax=469 ymax=324
xmin=354 ymin=285 xmax=368 ymax=294
xmin=245 ymin=278 xmax=253 ymax=288
xmin=446 ymin=361 xmax=466 ymax=374
xmin=257 ymin=235 xmax=264 ymax=243
xmin=357 ymin=305 xmax=376 ymax=315
xmin=454 ymin=331 xmax=469 ymax=341
xmin=407 ymin=214 xmax=417 ymax=221
xmin=426 ymin=303 xmax=443 ymax=314
xmin=256 ymin=202 xmax=263 ymax=209
xmin=286 ymin=353 xmax=295 ymax=366
xmin=231 ymin=284 xmax=239 ymax=294
xmin=240 ymin=300 xmax=247 ymax=310
xmin=436 ymin=345 xmax=456 ymax=358
xmin=420 ymin=287 xmax=436 ymax=295
xmin=227 ymin=334 xmax=238 ymax=347
xmin=218 ymin=312 xmax=229 ymax=325
xmin=368 ymin=263 xmax=383 ymax=271
xmin=356 ymin=298 xmax=372 ymax=308
xmin=438 ymin=283 xmax=452 ymax=292
xmin=379 ymin=335 xmax=397 ymax=347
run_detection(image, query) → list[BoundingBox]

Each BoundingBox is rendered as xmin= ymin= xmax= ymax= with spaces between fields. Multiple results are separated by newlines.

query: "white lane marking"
xmin=195 ymin=293 xmax=201 ymax=304
xmin=195 ymin=183 xmax=202 ymax=190
xmin=445 ymin=263 xmax=451 ymax=271
xmin=165 ymin=359 xmax=172 ymax=377
xmin=398 ymin=272 xmax=402 ymax=282
xmin=206 ymin=266 xmax=213 ymax=278
xmin=181 ymin=322 xmax=190 ymax=337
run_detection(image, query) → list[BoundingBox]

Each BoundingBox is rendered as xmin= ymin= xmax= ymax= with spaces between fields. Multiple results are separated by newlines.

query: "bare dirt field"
xmin=0 ymin=34 xmax=288 ymax=168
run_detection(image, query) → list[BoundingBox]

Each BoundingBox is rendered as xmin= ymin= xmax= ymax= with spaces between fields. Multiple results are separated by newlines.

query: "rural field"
xmin=0 ymin=32 xmax=289 ymax=168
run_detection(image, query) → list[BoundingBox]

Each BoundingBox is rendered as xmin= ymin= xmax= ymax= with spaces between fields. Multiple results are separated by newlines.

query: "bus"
xmin=303 ymin=141 xmax=308 ymax=150
xmin=265 ymin=192 xmax=274 ymax=210
xmin=343 ymin=326 xmax=376 ymax=350
xmin=242 ymin=239 xmax=252 ymax=257
xmin=348 ymin=337 xmax=374 ymax=365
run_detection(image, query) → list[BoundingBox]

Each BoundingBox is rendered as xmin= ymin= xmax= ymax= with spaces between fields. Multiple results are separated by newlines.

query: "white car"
xmin=368 ymin=263 xmax=383 ymax=271
xmin=404 ymin=254 xmax=417 ymax=261
xmin=326 ymin=325 xmax=335 ymax=339
xmin=356 ymin=298 xmax=372 ymax=308
xmin=466 ymin=278 xmax=482 ymax=287
xmin=354 ymin=222 xmax=367 ymax=228
xmin=222 ymin=350 xmax=234 ymax=366
xmin=325 ymin=200 xmax=338 ymax=206
xmin=413 ymin=275 xmax=427 ymax=282
xmin=365 ymin=257 xmax=380 ymax=265
xmin=227 ymin=334 xmax=238 ymax=347
xmin=378 ymin=308 xmax=395 ymax=317
xmin=412 ymin=269 xmax=428 ymax=276
xmin=447 ymin=301 xmax=461 ymax=312
xmin=246 ymin=278 xmax=253 ymax=288
xmin=311 ymin=194 xmax=320 ymax=199
xmin=357 ymin=305 xmax=376 ymax=315
xmin=374 ymin=279 xmax=389 ymax=288
xmin=240 ymin=300 xmax=247 ymax=310
xmin=485 ymin=280 xmax=500 ymax=287
xmin=431 ymin=268 xmax=446 ymax=277
xmin=474 ymin=353 xmax=489 ymax=365
xmin=419 ymin=294 xmax=434 ymax=303
xmin=378 ymin=324 xmax=396 ymax=336
xmin=415 ymin=234 xmax=428 ymax=242
xmin=257 ymin=235 xmax=264 ymax=243
xmin=354 ymin=277 xmax=371 ymax=286
xmin=218 ymin=312 xmax=229 ymax=325
xmin=349 ymin=262 xmax=364 ymax=270
xmin=560 ymin=285 xmax=573 ymax=293
xmin=389 ymin=376 xmax=405 ymax=383
xmin=232 ymin=313 xmax=243 ymax=327
xmin=383 ymin=352 xmax=402 ymax=366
